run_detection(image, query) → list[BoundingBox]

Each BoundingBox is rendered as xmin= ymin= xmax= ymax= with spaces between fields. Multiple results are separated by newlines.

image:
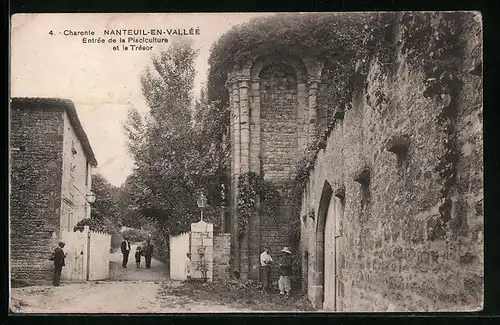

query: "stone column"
xmin=250 ymin=77 xmax=261 ymax=174
xmin=239 ymin=77 xmax=251 ymax=175
xmin=249 ymin=77 xmax=261 ymax=280
xmin=238 ymin=76 xmax=251 ymax=279
xmin=227 ymin=76 xmax=241 ymax=277
xmin=297 ymin=81 xmax=308 ymax=152
xmin=307 ymin=77 xmax=320 ymax=145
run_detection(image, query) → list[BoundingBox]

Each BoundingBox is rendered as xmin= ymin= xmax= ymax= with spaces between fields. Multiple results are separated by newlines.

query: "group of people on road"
xmin=260 ymin=246 xmax=294 ymax=297
xmin=121 ymin=237 xmax=154 ymax=269
xmin=50 ymin=236 xmax=292 ymax=295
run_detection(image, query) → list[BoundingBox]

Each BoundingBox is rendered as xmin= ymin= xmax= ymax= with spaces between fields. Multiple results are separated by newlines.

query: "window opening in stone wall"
xmin=354 ymin=167 xmax=371 ymax=216
xmin=71 ymin=140 xmax=77 ymax=155
xmin=385 ymin=134 xmax=410 ymax=169
xmin=68 ymin=211 xmax=73 ymax=232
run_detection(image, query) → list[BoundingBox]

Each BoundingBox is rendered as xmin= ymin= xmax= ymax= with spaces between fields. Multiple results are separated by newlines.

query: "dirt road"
xmin=11 ymin=281 xmax=249 ymax=313
xmin=10 ymin=245 xmax=248 ymax=313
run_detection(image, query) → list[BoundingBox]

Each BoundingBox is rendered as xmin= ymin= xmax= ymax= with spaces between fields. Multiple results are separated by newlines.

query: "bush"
xmin=151 ymin=227 xmax=169 ymax=264
xmin=120 ymin=227 xmax=150 ymax=243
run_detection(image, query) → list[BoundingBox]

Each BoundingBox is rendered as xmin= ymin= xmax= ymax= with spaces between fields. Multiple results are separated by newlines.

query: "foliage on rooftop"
xmin=207 ymin=12 xmax=378 ymax=105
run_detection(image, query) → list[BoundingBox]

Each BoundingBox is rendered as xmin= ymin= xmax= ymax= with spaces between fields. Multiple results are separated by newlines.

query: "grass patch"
xmin=160 ymin=279 xmax=315 ymax=311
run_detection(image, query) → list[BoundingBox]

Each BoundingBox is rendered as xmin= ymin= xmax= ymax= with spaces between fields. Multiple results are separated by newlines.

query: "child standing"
xmin=135 ymin=246 xmax=142 ymax=268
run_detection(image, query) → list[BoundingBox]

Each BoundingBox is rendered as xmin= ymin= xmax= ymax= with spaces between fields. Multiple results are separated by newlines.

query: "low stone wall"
xmin=213 ymin=233 xmax=231 ymax=280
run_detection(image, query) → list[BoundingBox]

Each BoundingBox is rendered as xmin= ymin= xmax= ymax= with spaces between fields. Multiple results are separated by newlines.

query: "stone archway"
xmin=311 ymin=180 xmax=333 ymax=309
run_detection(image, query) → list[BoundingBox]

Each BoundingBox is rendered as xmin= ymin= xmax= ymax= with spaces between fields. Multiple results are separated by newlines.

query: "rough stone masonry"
xmin=301 ymin=12 xmax=483 ymax=311
xmin=10 ymin=98 xmax=98 ymax=286
xmin=224 ymin=12 xmax=482 ymax=312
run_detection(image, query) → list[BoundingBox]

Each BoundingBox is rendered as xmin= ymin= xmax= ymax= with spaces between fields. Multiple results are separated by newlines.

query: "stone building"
xmin=223 ymin=12 xmax=483 ymax=311
xmin=226 ymin=55 xmax=324 ymax=281
xmin=10 ymin=97 xmax=98 ymax=285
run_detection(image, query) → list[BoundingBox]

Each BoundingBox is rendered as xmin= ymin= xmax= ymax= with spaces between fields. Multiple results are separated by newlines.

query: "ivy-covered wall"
xmin=211 ymin=13 xmax=482 ymax=307
xmin=302 ymin=12 xmax=483 ymax=312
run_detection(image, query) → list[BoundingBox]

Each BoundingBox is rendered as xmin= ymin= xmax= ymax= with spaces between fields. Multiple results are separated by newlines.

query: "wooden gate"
xmin=59 ymin=227 xmax=111 ymax=282
xmin=323 ymin=197 xmax=336 ymax=310
xmin=323 ymin=195 xmax=344 ymax=311
xmin=60 ymin=228 xmax=88 ymax=282
xmin=169 ymin=232 xmax=190 ymax=280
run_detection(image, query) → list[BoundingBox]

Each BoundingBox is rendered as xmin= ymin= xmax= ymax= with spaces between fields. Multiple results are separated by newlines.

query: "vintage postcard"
xmin=9 ymin=12 xmax=483 ymax=313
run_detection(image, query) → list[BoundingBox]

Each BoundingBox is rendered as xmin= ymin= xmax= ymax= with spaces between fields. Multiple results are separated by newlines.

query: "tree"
xmin=116 ymin=175 xmax=148 ymax=229
xmin=123 ymin=39 xmax=229 ymax=236
xmin=74 ymin=174 xmax=120 ymax=233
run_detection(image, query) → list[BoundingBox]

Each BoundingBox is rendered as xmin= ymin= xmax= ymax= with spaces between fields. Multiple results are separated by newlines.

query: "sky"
xmin=10 ymin=13 xmax=272 ymax=187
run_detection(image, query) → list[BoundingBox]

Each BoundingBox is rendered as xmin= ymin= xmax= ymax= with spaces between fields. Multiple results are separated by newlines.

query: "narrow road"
xmin=108 ymin=243 xmax=168 ymax=282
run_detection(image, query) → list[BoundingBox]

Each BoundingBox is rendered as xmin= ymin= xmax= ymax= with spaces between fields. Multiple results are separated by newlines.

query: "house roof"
xmin=10 ymin=97 xmax=98 ymax=167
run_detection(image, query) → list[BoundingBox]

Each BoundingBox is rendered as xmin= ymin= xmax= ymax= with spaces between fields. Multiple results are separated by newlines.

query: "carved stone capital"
xmin=225 ymin=75 xmax=237 ymax=89
xmin=307 ymin=76 xmax=321 ymax=86
xmin=236 ymin=77 xmax=251 ymax=84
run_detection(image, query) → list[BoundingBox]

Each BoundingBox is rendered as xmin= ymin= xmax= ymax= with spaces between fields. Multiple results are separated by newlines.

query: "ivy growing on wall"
xmin=207 ymin=13 xmax=378 ymax=106
xmin=236 ymin=172 xmax=282 ymax=239
xmin=236 ymin=172 xmax=259 ymax=238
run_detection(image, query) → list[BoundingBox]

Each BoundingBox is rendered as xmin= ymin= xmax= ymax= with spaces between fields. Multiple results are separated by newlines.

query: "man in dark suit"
xmin=143 ymin=239 xmax=154 ymax=269
xmin=121 ymin=237 xmax=131 ymax=268
xmin=53 ymin=241 xmax=67 ymax=286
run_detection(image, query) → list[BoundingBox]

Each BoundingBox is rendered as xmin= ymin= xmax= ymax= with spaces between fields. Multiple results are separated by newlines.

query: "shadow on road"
xmin=109 ymin=243 xmax=169 ymax=282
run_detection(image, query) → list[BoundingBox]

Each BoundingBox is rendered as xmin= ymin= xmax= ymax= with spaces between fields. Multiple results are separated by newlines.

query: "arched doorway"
xmin=324 ymin=194 xmax=344 ymax=310
xmin=324 ymin=195 xmax=336 ymax=310
xmin=315 ymin=181 xmax=344 ymax=311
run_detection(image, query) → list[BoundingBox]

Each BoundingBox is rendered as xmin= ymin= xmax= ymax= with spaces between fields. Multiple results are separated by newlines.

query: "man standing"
xmin=278 ymin=246 xmax=293 ymax=297
xmin=52 ymin=241 xmax=67 ymax=286
xmin=143 ymin=239 xmax=154 ymax=269
xmin=260 ymin=246 xmax=273 ymax=293
xmin=121 ymin=237 xmax=131 ymax=268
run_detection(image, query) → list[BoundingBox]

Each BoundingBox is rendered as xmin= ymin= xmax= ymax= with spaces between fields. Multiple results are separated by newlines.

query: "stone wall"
xmin=226 ymin=56 xmax=316 ymax=280
xmin=213 ymin=233 xmax=231 ymax=280
xmin=260 ymin=212 xmax=289 ymax=284
xmin=190 ymin=221 xmax=214 ymax=281
xmin=302 ymin=12 xmax=483 ymax=312
xmin=260 ymin=63 xmax=299 ymax=182
xmin=10 ymin=105 xmax=64 ymax=285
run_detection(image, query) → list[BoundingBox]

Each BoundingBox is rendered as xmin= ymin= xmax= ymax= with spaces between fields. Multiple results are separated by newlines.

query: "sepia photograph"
xmin=9 ymin=12 xmax=483 ymax=313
